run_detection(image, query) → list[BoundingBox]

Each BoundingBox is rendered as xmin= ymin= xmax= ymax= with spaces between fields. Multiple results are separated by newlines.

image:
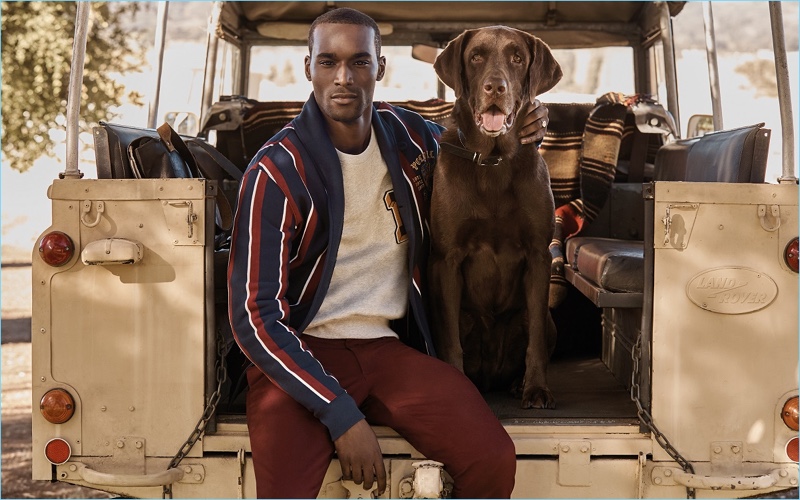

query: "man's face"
xmin=305 ymin=23 xmax=386 ymax=124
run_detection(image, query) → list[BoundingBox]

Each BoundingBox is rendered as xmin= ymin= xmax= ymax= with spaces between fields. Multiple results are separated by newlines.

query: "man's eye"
xmin=354 ymin=60 xmax=370 ymax=66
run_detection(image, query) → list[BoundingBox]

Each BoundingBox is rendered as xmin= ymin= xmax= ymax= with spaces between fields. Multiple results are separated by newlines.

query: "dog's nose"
xmin=483 ymin=77 xmax=507 ymax=96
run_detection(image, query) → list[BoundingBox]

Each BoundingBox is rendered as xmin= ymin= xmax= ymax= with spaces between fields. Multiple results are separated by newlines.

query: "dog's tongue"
xmin=482 ymin=110 xmax=506 ymax=132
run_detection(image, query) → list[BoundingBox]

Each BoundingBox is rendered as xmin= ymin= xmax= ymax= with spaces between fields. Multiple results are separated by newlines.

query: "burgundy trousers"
xmin=245 ymin=336 xmax=516 ymax=498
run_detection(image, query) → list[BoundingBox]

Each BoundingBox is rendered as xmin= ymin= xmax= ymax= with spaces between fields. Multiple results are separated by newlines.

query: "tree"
xmin=1 ymin=2 xmax=147 ymax=172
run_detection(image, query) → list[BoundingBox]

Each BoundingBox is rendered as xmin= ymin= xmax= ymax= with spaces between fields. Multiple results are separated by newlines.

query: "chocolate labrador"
xmin=429 ymin=26 xmax=562 ymax=408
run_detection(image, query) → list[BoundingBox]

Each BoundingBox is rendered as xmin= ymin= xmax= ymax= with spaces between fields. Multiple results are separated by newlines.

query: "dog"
xmin=429 ymin=26 xmax=562 ymax=409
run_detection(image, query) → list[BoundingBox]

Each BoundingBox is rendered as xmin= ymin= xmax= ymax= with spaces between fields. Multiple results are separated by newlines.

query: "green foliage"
xmin=1 ymin=2 xmax=147 ymax=172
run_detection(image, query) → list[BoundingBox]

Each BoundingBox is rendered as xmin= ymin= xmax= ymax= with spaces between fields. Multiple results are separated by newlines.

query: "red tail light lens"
xmin=44 ymin=438 xmax=71 ymax=465
xmin=782 ymin=396 xmax=799 ymax=431
xmin=784 ymin=237 xmax=799 ymax=273
xmin=40 ymin=389 xmax=75 ymax=424
xmin=787 ymin=437 xmax=799 ymax=462
xmin=39 ymin=231 xmax=74 ymax=267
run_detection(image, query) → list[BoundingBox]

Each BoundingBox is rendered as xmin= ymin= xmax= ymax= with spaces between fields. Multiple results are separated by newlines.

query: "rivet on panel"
xmin=135 ymin=441 xmax=143 ymax=449
xmin=184 ymin=466 xmax=193 ymax=474
xmin=40 ymin=328 xmax=46 ymax=333
xmin=59 ymin=471 xmax=68 ymax=479
xmin=653 ymin=477 xmax=662 ymax=485
xmin=731 ymin=445 xmax=740 ymax=454
xmin=713 ymin=446 xmax=722 ymax=454
xmin=561 ymin=445 xmax=570 ymax=453
xmin=40 ymin=377 xmax=46 ymax=382
xmin=664 ymin=469 xmax=672 ymax=477
xmin=116 ymin=440 xmax=124 ymax=448
xmin=100 ymin=406 xmax=107 ymax=412
xmin=128 ymin=406 xmax=135 ymax=412
xmin=194 ymin=474 xmax=202 ymax=481
xmin=69 ymin=464 xmax=78 ymax=472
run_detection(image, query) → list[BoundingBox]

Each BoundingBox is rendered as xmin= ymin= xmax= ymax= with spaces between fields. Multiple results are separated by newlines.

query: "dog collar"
xmin=439 ymin=129 xmax=503 ymax=167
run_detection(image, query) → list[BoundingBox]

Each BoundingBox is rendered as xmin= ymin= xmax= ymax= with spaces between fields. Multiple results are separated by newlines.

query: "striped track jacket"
xmin=227 ymin=96 xmax=443 ymax=441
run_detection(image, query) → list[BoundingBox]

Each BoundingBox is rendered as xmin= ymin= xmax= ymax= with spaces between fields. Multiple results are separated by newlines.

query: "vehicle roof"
xmin=218 ymin=1 xmax=686 ymax=49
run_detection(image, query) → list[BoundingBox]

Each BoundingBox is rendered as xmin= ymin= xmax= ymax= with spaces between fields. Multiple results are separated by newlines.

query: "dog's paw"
xmin=520 ymin=387 xmax=556 ymax=409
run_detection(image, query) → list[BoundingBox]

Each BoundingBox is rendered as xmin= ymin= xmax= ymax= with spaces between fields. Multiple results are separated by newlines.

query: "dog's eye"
xmin=512 ymin=54 xmax=523 ymax=64
xmin=471 ymin=54 xmax=483 ymax=63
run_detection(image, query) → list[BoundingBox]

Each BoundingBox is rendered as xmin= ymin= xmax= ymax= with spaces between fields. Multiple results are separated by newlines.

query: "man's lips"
xmin=331 ymin=93 xmax=358 ymax=104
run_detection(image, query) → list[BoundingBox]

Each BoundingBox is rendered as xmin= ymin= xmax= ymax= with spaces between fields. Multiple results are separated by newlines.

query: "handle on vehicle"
xmin=71 ymin=463 xmax=184 ymax=487
xmin=669 ymin=467 xmax=779 ymax=490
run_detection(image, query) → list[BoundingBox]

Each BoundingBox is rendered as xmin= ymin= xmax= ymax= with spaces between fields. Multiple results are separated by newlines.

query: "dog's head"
xmin=434 ymin=26 xmax=562 ymax=137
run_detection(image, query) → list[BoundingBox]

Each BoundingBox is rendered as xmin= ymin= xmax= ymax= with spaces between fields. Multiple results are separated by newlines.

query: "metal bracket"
xmin=81 ymin=200 xmax=105 ymax=228
xmin=112 ymin=436 xmax=146 ymax=474
xmin=168 ymin=200 xmax=197 ymax=238
xmin=557 ymin=441 xmax=592 ymax=486
xmin=661 ymin=203 xmax=698 ymax=248
xmin=710 ymin=441 xmax=743 ymax=476
xmin=758 ymin=204 xmax=781 ymax=232
xmin=237 ymin=449 xmax=245 ymax=499
xmin=177 ymin=464 xmax=205 ymax=484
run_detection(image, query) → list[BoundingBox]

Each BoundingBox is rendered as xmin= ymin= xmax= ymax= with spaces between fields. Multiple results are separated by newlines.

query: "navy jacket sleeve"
xmin=227 ymin=145 xmax=365 ymax=441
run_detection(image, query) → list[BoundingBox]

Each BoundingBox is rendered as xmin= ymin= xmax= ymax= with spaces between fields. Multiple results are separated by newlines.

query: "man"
xmin=228 ymin=7 xmax=549 ymax=498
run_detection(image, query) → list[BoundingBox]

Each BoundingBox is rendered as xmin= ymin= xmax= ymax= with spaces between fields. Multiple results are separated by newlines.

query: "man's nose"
xmin=335 ymin=63 xmax=353 ymax=85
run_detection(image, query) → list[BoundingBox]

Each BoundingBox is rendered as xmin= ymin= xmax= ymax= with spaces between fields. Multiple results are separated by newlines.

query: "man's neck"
xmin=327 ymin=116 xmax=373 ymax=155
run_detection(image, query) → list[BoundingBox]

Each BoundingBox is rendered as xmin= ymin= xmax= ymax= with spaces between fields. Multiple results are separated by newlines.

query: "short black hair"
xmin=308 ymin=7 xmax=382 ymax=57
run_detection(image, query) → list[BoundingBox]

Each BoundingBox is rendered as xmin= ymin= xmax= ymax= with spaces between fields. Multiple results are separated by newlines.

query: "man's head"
xmin=305 ymin=8 xmax=386 ymax=131
xmin=308 ymin=7 xmax=382 ymax=58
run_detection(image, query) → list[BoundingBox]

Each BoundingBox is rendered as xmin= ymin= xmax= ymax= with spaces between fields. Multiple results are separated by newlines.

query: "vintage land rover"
xmin=31 ymin=1 xmax=798 ymax=498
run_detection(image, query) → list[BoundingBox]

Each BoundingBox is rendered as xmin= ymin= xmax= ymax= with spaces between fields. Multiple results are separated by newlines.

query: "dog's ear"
xmin=526 ymin=34 xmax=563 ymax=100
xmin=434 ymin=29 xmax=474 ymax=99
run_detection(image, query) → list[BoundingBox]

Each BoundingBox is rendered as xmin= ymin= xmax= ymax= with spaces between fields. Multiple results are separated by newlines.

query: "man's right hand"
xmin=334 ymin=419 xmax=387 ymax=496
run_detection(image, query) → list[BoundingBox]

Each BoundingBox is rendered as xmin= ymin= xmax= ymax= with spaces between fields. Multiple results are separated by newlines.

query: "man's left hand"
xmin=519 ymin=98 xmax=549 ymax=145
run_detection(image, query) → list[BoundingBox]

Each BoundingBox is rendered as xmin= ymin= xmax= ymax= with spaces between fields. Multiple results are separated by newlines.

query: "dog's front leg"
xmin=430 ymin=252 xmax=466 ymax=372
xmin=521 ymin=248 xmax=556 ymax=409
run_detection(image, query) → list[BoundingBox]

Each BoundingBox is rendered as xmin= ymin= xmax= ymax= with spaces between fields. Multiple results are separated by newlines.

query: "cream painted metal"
xmin=650 ymin=181 xmax=799 ymax=483
xmin=31 ymin=179 xmax=217 ymax=483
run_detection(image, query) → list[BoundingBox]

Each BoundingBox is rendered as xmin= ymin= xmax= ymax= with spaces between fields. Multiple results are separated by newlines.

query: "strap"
xmin=157 ymin=122 xmax=233 ymax=231
xmin=157 ymin=122 xmax=200 ymax=178
xmin=628 ymin=128 xmax=649 ymax=183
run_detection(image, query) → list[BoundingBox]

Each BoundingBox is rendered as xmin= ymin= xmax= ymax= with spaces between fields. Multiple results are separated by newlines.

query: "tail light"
xmin=39 ymin=231 xmax=75 ymax=267
xmin=787 ymin=437 xmax=799 ymax=462
xmin=782 ymin=396 xmax=799 ymax=431
xmin=40 ymin=389 xmax=75 ymax=424
xmin=784 ymin=237 xmax=798 ymax=273
xmin=44 ymin=438 xmax=71 ymax=465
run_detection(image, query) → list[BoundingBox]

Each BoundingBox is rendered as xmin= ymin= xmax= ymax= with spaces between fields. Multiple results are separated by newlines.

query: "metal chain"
xmin=162 ymin=333 xmax=229 ymax=498
xmin=631 ymin=333 xmax=696 ymax=499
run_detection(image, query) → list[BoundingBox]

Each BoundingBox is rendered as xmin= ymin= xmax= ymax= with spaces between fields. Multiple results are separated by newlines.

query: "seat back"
xmin=654 ymin=123 xmax=771 ymax=183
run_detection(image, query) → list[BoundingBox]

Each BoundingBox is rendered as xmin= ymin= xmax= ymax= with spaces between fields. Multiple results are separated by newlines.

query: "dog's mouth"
xmin=475 ymin=105 xmax=516 ymax=137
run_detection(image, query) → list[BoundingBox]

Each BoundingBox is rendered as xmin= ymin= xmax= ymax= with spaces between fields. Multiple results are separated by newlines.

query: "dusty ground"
xmin=2 ymin=261 xmax=111 ymax=499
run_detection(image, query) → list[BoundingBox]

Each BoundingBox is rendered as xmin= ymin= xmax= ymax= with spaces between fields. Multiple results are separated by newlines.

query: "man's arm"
xmin=227 ymin=153 xmax=365 ymax=442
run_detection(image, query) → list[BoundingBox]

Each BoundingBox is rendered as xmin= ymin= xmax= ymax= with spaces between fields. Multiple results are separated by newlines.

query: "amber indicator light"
xmin=782 ymin=396 xmax=799 ymax=431
xmin=40 ymin=389 xmax=75 ymax=424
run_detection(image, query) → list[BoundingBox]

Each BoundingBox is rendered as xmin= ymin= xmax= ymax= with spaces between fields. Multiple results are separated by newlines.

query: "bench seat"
xmin=563 ymin=123 xmax=771 ymax=309
xmin=564 ymin=237 xmax=644 ymax=308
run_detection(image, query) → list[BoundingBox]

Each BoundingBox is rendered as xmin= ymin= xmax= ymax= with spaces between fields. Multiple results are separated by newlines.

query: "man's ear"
xmin=377 ymin=55 xmax=387 ymax=82
xmin=304 ymin=55 xmax=312 ymax=81
xmin=526 ymin=34 xmax=562 ymax=100
xmin=434 ymin=29 xmax=474 ymax=99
